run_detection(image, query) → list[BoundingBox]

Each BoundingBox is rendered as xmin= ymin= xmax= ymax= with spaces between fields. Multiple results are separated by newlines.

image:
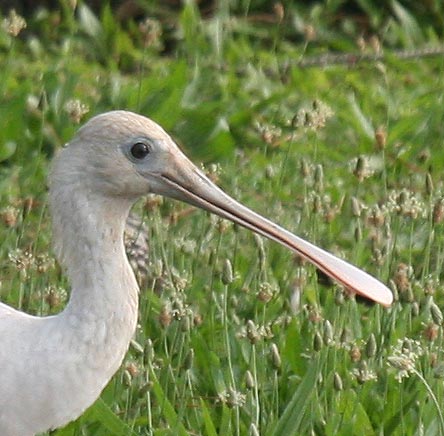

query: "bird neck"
xmin=50 ymin=183 xmax=139 ymax=330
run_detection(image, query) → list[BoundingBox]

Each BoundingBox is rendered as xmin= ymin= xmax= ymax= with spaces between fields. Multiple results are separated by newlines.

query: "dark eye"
xmin=130 ymin=142 xmax=150 ymax=159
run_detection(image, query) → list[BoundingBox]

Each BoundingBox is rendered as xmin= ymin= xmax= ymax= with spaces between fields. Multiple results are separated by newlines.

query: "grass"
xmin=1 ymin=1 xmax=444 ymax=435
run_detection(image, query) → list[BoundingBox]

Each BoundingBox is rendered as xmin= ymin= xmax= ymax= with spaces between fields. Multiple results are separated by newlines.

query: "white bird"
xmin=0 ymin=111 xmax=393 ymax=435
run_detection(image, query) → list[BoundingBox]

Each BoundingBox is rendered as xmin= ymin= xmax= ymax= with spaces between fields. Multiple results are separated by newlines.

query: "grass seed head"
xmin=64 ymin=99 xmax=89 ymax=124
xmin=308 ymin=306 xmax=323 ymax=323
xmin=374 ymin=126 xmax=387 ymax=150
xmin=423 ymin=323 xmax=439 ymax=342
xmin=35 ymin=254 xmax=55 ymax=273
xmin=334 ymin=289 xmax=345 ymax=306
xmin=313 ymin=331 xmax=323 ymax=352
xmin=193 ymin=312 xmax=203 ymax=327
xmin=323 ymin=320 xmax=334 ymax=345
xmin=257 ymin=282 xmax=276 ymax=303
xmin=312 ymin=193 xmax=322 ymax=214
xmin=351 ymin=196 xmax=365 ymax=217
xmin=0 ymin=206 xmax=19 ymax=227
xmin=144 ymin=195 xmax=163 ymax=211
xmin=139 ymin=17 xmax=162 ymax=49
xmin=387 ymin=338 xmax=423 ymax=382
xmin=424 ymin=278 xmax=438 ymax=296
xmin=365 ymin=333 xmax=377 ymax=358
xmin=300 ymin=158 xmax=312 ymax=179
xmin=356 ymin=36 xmax=366 ymax=52
xmin=430 ymin=302 xmax=443 ymax=325
xmin=144 ymin=339 xmax=154 ymax=363
xmin=303 ymin=24 xmax=316 ymax=41
xmin=122 ymin=370 xmax=132 ymax=388
xmin=353 ymin=156 xmax=372 ymax=182
xmin=255 ymin=121 xmax=282 ymax=146
xmin=44 ymin=286 xmax=67 ymax=309
xmin=246 ymin=320 xmax=262 ymax=344
xmin=289 ymin=283 xmax=301 ymax=314
xmin=242 ymin=321 xmax=274 ymax=344
xmin=352 ymin=361 xmax=377 ymax=384
xmin=125 ymin=362 xmax=140 ymax=377
xmin=245 ymin=370 xmax=255 ymax=390
xmin=432 ymin=199 xmax=444 ymax=225
xmin=2 ymin=9 xmax=26 ymax=37
xmin=222 ymin=259 xmax=234 ymax=285
xmin=393 ymin=263 xmax=413 ymax=293
xmin=130 ymin=340 xmax=144 ymax=355
xmin=430 ymin=353 xmax=438 ymax=369
xmin=340 ymin=327 xmax=350 ymax=344
xmin=265 ymin=164 xmax=275 ymax=179
xmin=159 ymin=304 xmax=173 ymax=328
xmin=333 ymin=372 xmax=343 ymax=391
xmin=295 ymin=100 xmax=333 ymax=132
xmin=218 ymin=387 xmax=246 ymax=408
xmin=367 ymin=204 xmax=385 ymax=227
xmin=350 ymin=345 xmax=361 ymax=362
xmin=273 ymin=2 xmax=285 ymax=22
xmin=270 ymin=343 xmax=281 ymax=369
xmin=369 ymin=35 xmax=381 ymax=53
xmin=387 ymin=189 xmax=426 ymax=220
xmin=9 ymin=249 xmax=33 ymax=272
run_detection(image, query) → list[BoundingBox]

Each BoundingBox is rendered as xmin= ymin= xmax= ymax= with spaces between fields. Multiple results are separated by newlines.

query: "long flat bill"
xmin=156 ymin=151 xmax=393 ymax=307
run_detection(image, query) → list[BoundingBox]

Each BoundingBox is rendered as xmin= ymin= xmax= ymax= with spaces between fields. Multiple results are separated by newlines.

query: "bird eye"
xmin=130 ymin=142 xmax=150 ymax=159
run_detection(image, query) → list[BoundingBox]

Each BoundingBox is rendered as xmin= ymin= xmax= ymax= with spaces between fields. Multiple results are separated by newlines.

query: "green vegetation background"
xmin=1 ymin=1 xmax=444 ymax=435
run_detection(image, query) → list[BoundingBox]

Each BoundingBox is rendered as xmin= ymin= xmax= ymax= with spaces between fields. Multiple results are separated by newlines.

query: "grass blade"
xmin=84 ymin=398 xmax=137 ymax=436
xmin=269 ymin=359 xmax=320 ymax=436
xmin=200 ymin=398 xmax=218 ymax=436
xmin=149 ymin=367 xmax=189 ymax=436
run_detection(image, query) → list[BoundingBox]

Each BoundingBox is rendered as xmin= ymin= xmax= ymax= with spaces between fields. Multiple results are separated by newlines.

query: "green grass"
xmin=1 ymin=1 xmax=444 ymax=435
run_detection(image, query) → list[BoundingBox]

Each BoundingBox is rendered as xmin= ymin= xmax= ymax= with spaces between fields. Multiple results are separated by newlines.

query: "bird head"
xmin=50 ymin=110 xmax=393 ymax=307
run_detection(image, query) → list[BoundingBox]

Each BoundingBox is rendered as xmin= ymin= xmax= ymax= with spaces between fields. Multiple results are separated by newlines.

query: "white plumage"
xmin=0 ymin=111 xmax=392 ymax=435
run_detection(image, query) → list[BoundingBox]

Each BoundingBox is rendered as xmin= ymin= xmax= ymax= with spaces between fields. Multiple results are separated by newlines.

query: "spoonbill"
xmin=0 ymin=111 xmax=392 ymax=435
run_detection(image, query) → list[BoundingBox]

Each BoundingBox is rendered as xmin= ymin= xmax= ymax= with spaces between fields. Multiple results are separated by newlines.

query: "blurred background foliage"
xmin=1 ymin=0 xmax=443 ymax=170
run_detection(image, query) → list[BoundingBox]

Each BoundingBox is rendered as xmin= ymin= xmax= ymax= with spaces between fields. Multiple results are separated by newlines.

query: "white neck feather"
xmin=50 ymin=178 xmax=140 ymax=350
xmin=0 ymin=179 xmax=141 ymax=436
